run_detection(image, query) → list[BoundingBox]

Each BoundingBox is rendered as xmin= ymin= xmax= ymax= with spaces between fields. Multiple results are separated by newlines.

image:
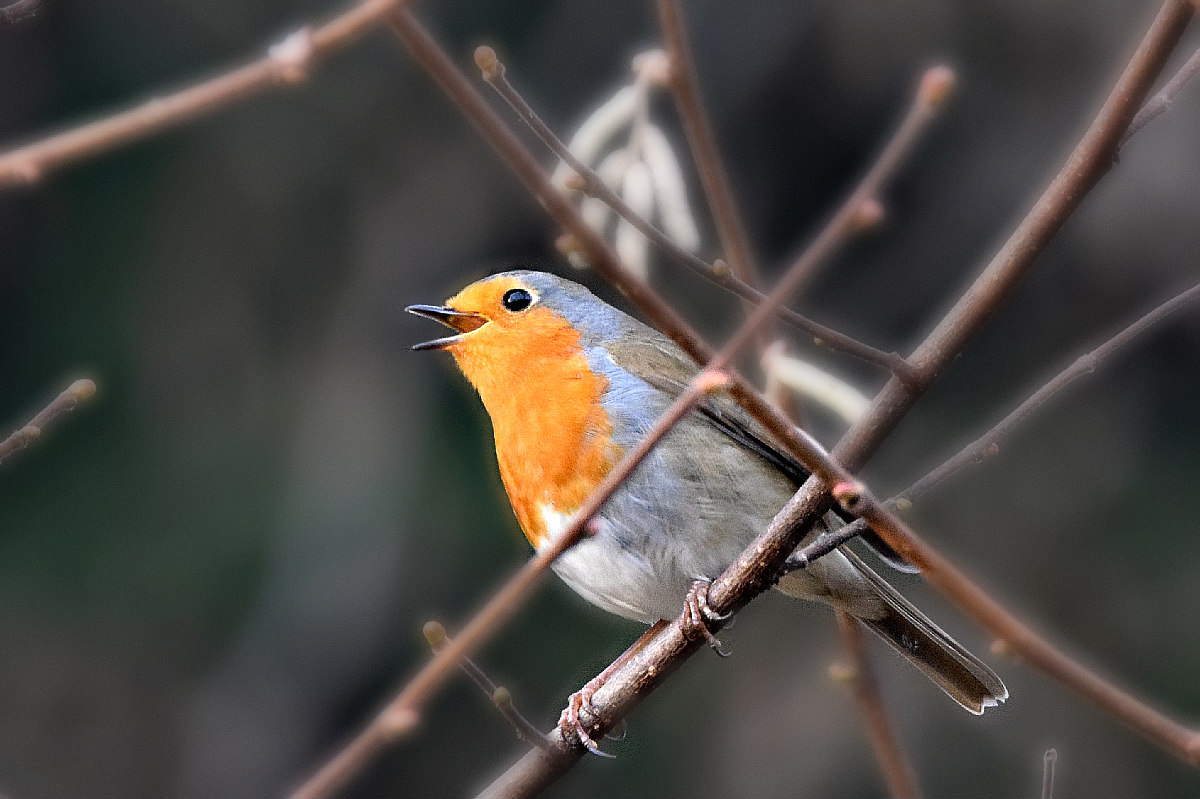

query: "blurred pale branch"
xmin=0 ymin=379 xmax=96 ymax=467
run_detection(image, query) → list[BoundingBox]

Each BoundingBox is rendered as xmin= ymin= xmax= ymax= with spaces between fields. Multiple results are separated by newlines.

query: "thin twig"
xmin=1124 ymin=44 xmax=1200 ymax=141
xmin=0 ymin=379 xmax=96 ymax=467
xmin=475 ymin=46 xmax=923 ymax=383
xmin=0 ymin=0 xmax=408 ymax=188
xmin=481 ymin=3 xmax=1200 ymax=795
xmin=792 ymin=280 xmax=1200 ymax=567
xmin=836 ymin=611 xmax=922 ymax=799
xmin=656 ymin=0 xmax=758 ymax=287
xmin=423 ymin=621 xmax=554 ymax=754
xmin=902 ymin=280 xmax=1200 ymax=503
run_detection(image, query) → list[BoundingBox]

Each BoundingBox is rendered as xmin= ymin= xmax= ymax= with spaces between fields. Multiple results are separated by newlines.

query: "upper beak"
xmin=406 ymin=304 xmax=488 ymax=350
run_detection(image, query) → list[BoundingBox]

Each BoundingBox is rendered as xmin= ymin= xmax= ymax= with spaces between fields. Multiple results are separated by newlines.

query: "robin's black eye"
xmin=502 ymin=288 xmax=533 ymax=312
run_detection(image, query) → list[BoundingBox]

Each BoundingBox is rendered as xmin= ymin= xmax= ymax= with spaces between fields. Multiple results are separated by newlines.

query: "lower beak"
xmin=406 ymin=305 xmax=488 ymax=350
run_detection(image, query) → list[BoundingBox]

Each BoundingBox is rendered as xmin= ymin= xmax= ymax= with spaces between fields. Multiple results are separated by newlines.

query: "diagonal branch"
xmin=656 ymin=0 xmax=759 ymax=287
xmin=0 ymin=0 xmax=409 ymax=188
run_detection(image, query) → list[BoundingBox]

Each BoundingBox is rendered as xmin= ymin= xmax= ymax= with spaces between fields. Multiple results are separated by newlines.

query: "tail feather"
xmin=841 ymin=549 xmax=1007 ymax=714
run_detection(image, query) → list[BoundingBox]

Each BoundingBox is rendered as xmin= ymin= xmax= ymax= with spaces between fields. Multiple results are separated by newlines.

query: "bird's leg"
xmin=682 ymin=578 xmax=733 ymax=657
xmin=559 ymin=619 xmax=667 ymax=756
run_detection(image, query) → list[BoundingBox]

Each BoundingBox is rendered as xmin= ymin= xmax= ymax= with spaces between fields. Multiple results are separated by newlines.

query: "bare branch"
xmin=835 ymin=611 xmax=922 ymax=799
xmin=0 ymin=378 xmax=96 ymax=467
xmin=475 ymin=45 xmax=923 ymax=382
xmin=0 ymin=0 xmax=408 ymax=188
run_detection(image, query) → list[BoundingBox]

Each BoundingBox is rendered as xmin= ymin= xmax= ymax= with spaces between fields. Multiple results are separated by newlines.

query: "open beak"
xmin=406 ymin=304 xmax=489 ymax=350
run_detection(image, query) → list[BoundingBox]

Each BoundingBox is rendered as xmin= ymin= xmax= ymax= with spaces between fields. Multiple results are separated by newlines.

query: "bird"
xmin=408 ymin=269 xmax=1006 ymax=746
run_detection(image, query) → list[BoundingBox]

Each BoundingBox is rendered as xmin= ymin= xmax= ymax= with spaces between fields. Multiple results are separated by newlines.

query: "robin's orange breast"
xmin=447 ymin=297 xmax=624 ymax=548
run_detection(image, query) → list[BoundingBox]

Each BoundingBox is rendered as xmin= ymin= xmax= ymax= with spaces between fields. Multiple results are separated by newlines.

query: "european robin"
xmin=409 ymin=270 xmax=1006 ymax=737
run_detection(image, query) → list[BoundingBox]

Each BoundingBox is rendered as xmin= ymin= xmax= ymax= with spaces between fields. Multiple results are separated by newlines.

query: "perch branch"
xmin=0 ymin=378 xmax=96 ymax=467
xmin=0 ymin=0 xmax=408 ymax=188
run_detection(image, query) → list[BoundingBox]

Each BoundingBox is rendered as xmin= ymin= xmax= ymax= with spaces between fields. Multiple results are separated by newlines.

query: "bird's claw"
xmin=559 ymin=679 xmax=615 ymax=758
xmin=683 ymin=579 xmax=733 ymax=657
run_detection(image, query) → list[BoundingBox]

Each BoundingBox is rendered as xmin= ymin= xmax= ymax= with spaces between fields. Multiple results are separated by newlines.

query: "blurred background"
xmin=1 ymin=0 xmax=1199 ymax=796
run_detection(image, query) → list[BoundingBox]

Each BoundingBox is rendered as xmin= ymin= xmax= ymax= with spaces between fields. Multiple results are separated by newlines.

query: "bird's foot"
xmin=682 ymin=579 xmax=733 ymax=657
xmin=559 ymin=676 xmax=614 ymax=758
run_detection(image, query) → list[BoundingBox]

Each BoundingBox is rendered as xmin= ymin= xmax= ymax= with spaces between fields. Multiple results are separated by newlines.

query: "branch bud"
xmin=423 ymin=620 xmax=448 ymax=650
xmin=832 ymin=480 xmax=866 ymax=514
xmin=696 ymin=369 xmax=730 ymax=395
xmin=69 ymin=378 xmax=97 ymax=401
xmin=632 ymin=49 xmax=672 ymax=86
xmin=474 ymin=46 xmax=504 ymax=79
xmin=919 ymin=65 xmax=956 ymax=109
xmin=828 ymin=662 xmax=856 ymax=683
xmin=850 ymin=197 xmax=885 ymax=232
xmin=268 ymin=28 xmax=315 ymax=83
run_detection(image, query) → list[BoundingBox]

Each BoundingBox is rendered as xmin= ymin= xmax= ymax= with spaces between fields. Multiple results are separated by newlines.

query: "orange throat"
xmin=448 ymin=309 xmax=622 ymax=548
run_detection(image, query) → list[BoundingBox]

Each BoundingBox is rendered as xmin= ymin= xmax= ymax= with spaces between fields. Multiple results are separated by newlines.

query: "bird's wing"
xmin=603 ymin=329 xmax=918 ymax=573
